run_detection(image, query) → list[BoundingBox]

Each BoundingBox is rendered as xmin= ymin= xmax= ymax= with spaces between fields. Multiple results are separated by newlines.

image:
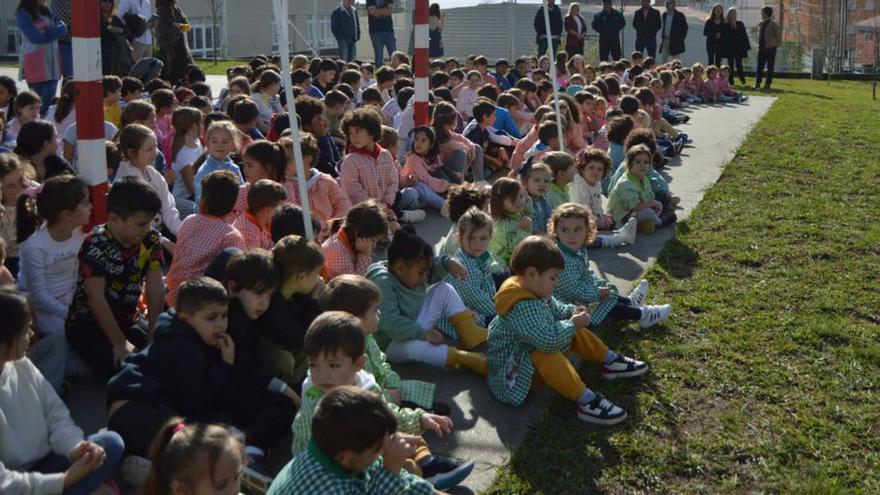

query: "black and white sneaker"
xmin=418 ymin=455 xmax=475 ymax=490
xmin=576 ymin=393 xmax=627 ymax=425
xmin=602 ymin=354 xmax=649 ymax=380
xmin=628 ymin=280 xmax=649 ymax=307
xmin=639 ymin=304 xmax=672 ymax=328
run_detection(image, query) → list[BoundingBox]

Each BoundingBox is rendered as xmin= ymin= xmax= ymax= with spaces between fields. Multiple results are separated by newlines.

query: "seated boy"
xmin=487 ymin=236 xmax=648 ymax=425
xmin=521 ymin=120 xmax=561 ymax=169
xmin=232 ymin=179 xmax=287 ymax=250
xmin=268 ymin=387 xmax=436 ymax=495
xmin=102 ymin=75 xmax=123 ymax=127
xmin=295 ymin=95 xmax=341 ymax=177
xmin=291 ymin=312 xmax=473 ymax=490
xmin=65 ymin=177 xmax=165 ymax=379
xmin=462 ymin=99 xmax=516 ymax=173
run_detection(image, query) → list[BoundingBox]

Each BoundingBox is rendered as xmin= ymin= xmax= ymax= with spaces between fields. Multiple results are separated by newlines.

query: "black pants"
xmin=566 ymin=44 xmax=584 ymax=58
xmin=66 ymin=317 xmax=149 ymax=380
xmin=755 ymin=47 xmax=777 ymax=87
xmin=635 ymin=36 xmax=657 ymax=58
xmin=599 ymin=38 xmax=621 ymax=61
xmin=707 ymin=44 xmax=722 ymax=67
xmin=727 ymin=56 xmax=746 ymax=84
xmin=108 ymin=400 xmax=176 ymax=457
xmin=607 ymin=296 xmax=642 ymax=320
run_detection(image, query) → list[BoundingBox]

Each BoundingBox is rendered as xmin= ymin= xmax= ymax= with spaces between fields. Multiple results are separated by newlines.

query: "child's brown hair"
xmin=225 ymin=248 xmax=281 ymax=294
xmin=341 ymin=107 xmax=383 ymax=142
xmin=447 ymin=183 xmax=490 ymax=223
xmin=575 ymin=147 xmax=613 ymax=177
xmin=246 ymin=179 xmax=287 ymax=214
xmin=243 ymin=140 xmax=286 ymax=181
xmin=341 ymin=200 xmax=388 ymax=240
xmin=272 ymin=235 xmax=325 ymax=282
xmin=457 ymin=207 xmax=494 ymax=237
xmin=625 ymin=143 xmax=653 ymax=168
xmin=319 ymin=275 xmax=382 ymax=318
xmin=379 ymin=125 xmax=398 ymax=150
xmin=548 ymin=203 xmax=597 ymax=245
xmin=537 ymin=120 xmax=560 ymax=145
xmin=304 ymin=311 xmax=365 ymax=361
xmin=102 ymin=75 xmax=122 ymax=97
xmin=118 ymin=124 xmax=156 ymax=162
xmin=542 ymin=151 xmax=575 ymax=179
xmin=312 ymin=387 xmax=397 ymax=459
xmin=509 ymin=235 xmax=565 ymax=275
xmin=199 ymin=170 xmax=241 ymax=217
xmin=489 ymin=177 xmax=522 ymax=220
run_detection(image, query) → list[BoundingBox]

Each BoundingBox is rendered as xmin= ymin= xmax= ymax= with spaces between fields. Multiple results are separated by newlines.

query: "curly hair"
xmin=548 ymin=202 xmax=597 ymax=245
xmin=575 ymin=147 xmax=613 ymax=177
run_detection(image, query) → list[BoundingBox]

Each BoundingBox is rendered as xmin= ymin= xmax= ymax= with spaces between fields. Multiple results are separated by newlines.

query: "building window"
xmin=186 ymin=21 xmax=220 ymax=58
xmin=5 ymin=21 xmax=21 ymax=56
xmin=271 ymin=18 xmax=294 ymax=54
xmin=306 ymin=16 xmax=334 ymax=48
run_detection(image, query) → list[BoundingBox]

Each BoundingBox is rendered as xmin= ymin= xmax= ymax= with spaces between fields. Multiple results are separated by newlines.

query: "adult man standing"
xmin=592 ymin=0 xmax=625 ymax=61
xmin=118 ymin=0 xmax=157 ymax=63
xmin=331 ymin=0 xmax=360 ymax=62
xmin=754 ymin=6 xmax=780 ymax=90
xmin=366 ymin=0 xmax=395 ymax=68
xmin=533 ymin=0 xmax=563 ymax=57
xmin=659 ymin=0 xmax=688 ymax=62
xmin=632 ymin=0 xmax=661 ymax=58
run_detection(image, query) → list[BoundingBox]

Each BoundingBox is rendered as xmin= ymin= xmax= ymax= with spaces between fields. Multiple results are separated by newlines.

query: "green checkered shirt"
xmin=268 ymin=440 xmax=435 ymax=495
xmin=553 ymin=241 xmax=620 ymax=326
xmin=365 ymin=334 xmax=435 ymax=409
xmin=545 ymin=182 xmax=570 ymax=212
xmin=488 ymin=215 xmax=530 ymax=267
xmin=445 ymin=249 xmax=497 ymax=324
xmin=607 ymin=170 xmax=655 ymax=227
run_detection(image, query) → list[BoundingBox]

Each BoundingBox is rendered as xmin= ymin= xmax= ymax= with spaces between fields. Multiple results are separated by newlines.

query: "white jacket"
xmin=570 ymin=172 xmax=606 ymax=217
xmin=115 ymin=161 xmax=183 ymax=235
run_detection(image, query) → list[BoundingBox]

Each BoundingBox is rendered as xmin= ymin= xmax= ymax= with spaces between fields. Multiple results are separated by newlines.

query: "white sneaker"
xmin=400 ymin=209 xmax=426 ymax=223
xmin=576 ymin=392 xmax=627 ymax=425
xmin=618 ymin=217 xmax=638 ymax=245
xmin=121 ymin=455 xmax=151 ymax=486
xmin=639 ymin=304 xmax=672 ymax=328
xmin=628 ymin=280 xmax=649 ymax=307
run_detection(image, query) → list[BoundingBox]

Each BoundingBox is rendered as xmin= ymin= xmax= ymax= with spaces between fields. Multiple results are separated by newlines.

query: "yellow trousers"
xmin=530 ymin=328 xmax=609 ymax=401
xmin=403 ymin=438 xmax=432 ymax=477
xmin=653 ymin=117 xmax=679 ymax=139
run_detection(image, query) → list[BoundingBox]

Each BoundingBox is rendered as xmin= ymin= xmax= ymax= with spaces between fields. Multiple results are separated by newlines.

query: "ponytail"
xmin=54 ymin=81 xmax=76 ymax=123
xmin=243 ymin=140 xmax=286 ymax=181
xmin=170 ymin=107 xmax=203 ymax=163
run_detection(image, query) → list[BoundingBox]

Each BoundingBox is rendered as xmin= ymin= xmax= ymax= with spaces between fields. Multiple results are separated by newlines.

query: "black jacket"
xmin=720 ymin=21 xmax=751 ymax=58
xmin=331 ymin=3 xmax=360 ymax=43
xmin=703 ymin=19 xmax=722 ymax=50
xmin=226 ymin=298 xmax=273 ymax=395
xmin=533 ymin=5 xmax=563 ymax=42
xmin=661 ymin=10 xmax=688 ymax=55
xmin=632 ymin=7 xmax=661 ymax=40
xmin=592 ymin=9 xmax=626 ymax=41
xmin=260 ymin=291 xmax=321 ymax=350
xmin=107 ymin=311 xmax=232 ymax=417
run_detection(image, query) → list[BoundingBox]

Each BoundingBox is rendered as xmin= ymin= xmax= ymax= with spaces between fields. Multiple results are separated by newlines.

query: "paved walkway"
xmin=4 ymin=66 xmax=775 ymax=493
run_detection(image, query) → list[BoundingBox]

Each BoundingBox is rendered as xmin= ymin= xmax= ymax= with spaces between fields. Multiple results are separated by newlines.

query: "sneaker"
xmin=400 ymin=209 xmax=426 ymax=223
xmin=242 ymin=456 xmax=273 ymax=495
xmin=576 ymin=392 xmax=627 ymax=425
xmin=618 ymin=217 xmax=637 ymax=245
xmin=639 ymin=304 xmax=672 ymax=328
xmin=660 ymin=211 xmax=678 ymax=226
xmin=400 ymin=400 xmax=452 ymax=417
xmin=120 ymin=455 xmax=151 ymax=486
xmin=628 ymin=279 xmax=649 ymax=307
xmin=418 ymin=455 xmax=475 ymax=490
xmin=673 ymin=139 xmax=685 ymax=156
xmin=675 ymin=133 xmax=691 ymax=144
xmin=602 ymin=354 xmax=649 ymax=380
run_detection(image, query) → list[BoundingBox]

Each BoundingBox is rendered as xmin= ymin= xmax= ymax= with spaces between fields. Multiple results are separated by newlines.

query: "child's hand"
xmin=70 ymin=441 xmax=105 ymax=464
xmin=163 ymin=168 xmax=176 ymax=185
xmin=63 ymin=448 xmax=104 ymax=489
xmin=517 ymin=216 xmax=532 ymax=231
xmin=310 ymin=276 xmax=325 ymax=299
xmin=651 ymin=200 xmax=663 ymax=212
xmin=571 ymin=307 xmax=590 ymax=328
xmin=598 ymin=214 xmax=613 ymax=231
xmin=217 ymin=334 xmax=235 ymax=365
xmin=388 ymin=221 xmax=401 ymax=234
xmin=446 ymin=258 xmax=468 ymax=282
xmin=498 ymin=148 xmax=509 ymax=162
xmin=382 ymin=433 xmax=417 ymax=474
xmin=420 ymin=413 xmax=454 ymax=438
xmin=355 ymin=236 xmax=376 ymax=257
xmin=112 ymin=341 xmax=135 ymax=367
xmin=387 ymin=388 xmax=402 ymax=404
xmin=598 ymin=287 xmax=611 ymax=300
xmin=424 ymin=329 xmax=445 ymax=345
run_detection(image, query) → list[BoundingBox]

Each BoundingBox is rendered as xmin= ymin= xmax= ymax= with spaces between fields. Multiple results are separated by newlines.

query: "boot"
xmin=617 ymin=217 xmax=637 ymax=245
xmin=449 ymin=311 xmax=488 ymax=350
xmin=660 ymin=211 xmax=677 ymax=227
xmin=446 ymin=347 xmax=488 ymax=377
xmin=636 ymin=220 xmax=656 ymax=234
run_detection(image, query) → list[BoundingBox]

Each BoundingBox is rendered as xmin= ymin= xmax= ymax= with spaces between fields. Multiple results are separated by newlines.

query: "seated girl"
xmin=321 ymin=200 xmax=388 ymax=281
xmin=446 ymin=208 xmax=498 ymax=326
xmin=607 ymin=145 xmax=677 ymax=234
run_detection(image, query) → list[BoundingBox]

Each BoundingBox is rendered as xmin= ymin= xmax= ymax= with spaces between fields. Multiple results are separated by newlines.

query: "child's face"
xmin=460 ymin=226 xmax=491 ymax=259
xmin=593 ymin=103 xmax=606 ymax=117
xmin=347 ymin=126 xmax=374 ymax=150
xmin=328 ymin=104 xmax=345 ymax=118
xmin=391 ymin=257 xmax=431 ymax=289
xmin=242 ymin=155 xmax=270 ymax=183
xmin=556 ymin=216 xmax=589 ymax=252
xmin=135 ymin=111 xmax=157 ymax=131
xmin=525 ymin=169 xmax=551 ymax=198
xmin=522 ymin=267 xmax=561 ymax=300
xmin=208 ymin=131 xmax=235 ymax=160
xmin=360 ymin=68 xmax=372 ymax=81
xmin=105 ymin=89 xmax=122 ymax=103
xmin=628 ymin=152 xmax=652 ymax=178
xmin=503 ymin=188 xmax=527 ymax=214
xmin=556 ymin=165 xmax=576 ymax=185
xmin=179 ymin=301 xmax=229 ymax=347
xmin=1 ymin=168 xmax=27 ymax=205
xmin=449 ymin=75 xmax=462 ymax=87
xmin=0 ymin=318 xmax=32 ymax=362
xmin=412 ymin=132 xmax=432 ymax=156
xmin=358 ymin=301 xmax=381 ymax=335
xmin=308 ymin=350 xmax=365 ymax=394
xmin=467 ymin=74 xmax=481 ymax=89
xmin=515 ymin=62 xmax=527 ymax=74
xmin=307 ymin=115 xmax=329 ymax=138
xmin=320 ymin=69 xmax=337 ymax=84
xmin=132 ymin=136 xmax=158 ymax=167
xmin=65 ymin=191 xmax=93 ymax=228
xmin=177 ymin=443 xmax=243 ymax=495
xmin=266 ymin=81 xmax=281 ymax=96
xmin=42 ymin=131 xmax=59 ymax=156
xmin=0 ymin=86 xmax=10 ymax=107
xmin=19 ymin=102 xmax=41 ymax=123
xmin=482 ymin=111 xmax=496 ymax=128
xmin=581 ymin=160 xmax=605 ymax=185
xmin=234 ymin=287 xmax=273 ymax=320
xmin=355 ymin=235 xmax=381 ymax=255
xmin=107 ymin=211 xmax=154 ymax=248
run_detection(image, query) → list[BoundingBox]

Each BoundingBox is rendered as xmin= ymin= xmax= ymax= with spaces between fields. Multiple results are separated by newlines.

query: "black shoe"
xmin=418 ymin=455 xmax=475 ymax=490
xmin=400 ymin=400 xmax=452 ymax=417
xmin=660 ymin=211 xmax=677 ymax=226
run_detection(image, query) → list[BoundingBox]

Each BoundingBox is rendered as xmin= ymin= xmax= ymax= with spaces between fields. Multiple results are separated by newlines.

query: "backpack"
xmin=123 ymin=12 xmax=148 ymax=41
xmin=129 ymin=57 xmax=164 ymax=85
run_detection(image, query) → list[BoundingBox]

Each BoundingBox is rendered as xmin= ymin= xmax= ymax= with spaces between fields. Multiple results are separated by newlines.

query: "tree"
xmin=204 ymin=0 xmax=223 ymax=62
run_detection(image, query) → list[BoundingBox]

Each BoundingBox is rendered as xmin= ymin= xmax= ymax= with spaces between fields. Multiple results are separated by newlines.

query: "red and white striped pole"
xmin=413 ymin=0 xmax=429 ymax=125
xmin=72 ymin=0 xmax=108 ymax=225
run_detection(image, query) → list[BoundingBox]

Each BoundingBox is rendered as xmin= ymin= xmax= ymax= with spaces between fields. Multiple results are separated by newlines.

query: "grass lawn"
xmin=487 ymin=79 xmax=880 ymax=494
xmin=194 ymin=59 xmax=246 ymax=76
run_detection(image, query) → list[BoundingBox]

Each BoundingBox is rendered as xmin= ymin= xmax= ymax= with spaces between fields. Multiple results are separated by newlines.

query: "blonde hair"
xmin=205 ymin=121 xmax=240 ymax=149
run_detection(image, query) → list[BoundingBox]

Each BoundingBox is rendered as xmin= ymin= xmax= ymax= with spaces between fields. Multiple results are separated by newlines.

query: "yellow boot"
xmin=449 ymin=311 xmax=489 ymax=350
xmin=637 ymin=220 xmax=656 ymax=234
xmin=446 ymin=347 xmax=488 ymax=377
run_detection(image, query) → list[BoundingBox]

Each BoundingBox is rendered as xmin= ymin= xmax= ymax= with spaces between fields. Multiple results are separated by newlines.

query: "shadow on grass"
xmin=655 ymin=222 xmax=700 ymax=279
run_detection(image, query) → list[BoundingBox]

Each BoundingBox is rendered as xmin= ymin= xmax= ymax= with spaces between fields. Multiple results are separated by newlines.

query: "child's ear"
xmin=354 ymin=354 xmax=367 ymax=372
xmin=225 ymin=280 xmax=239 ymax=296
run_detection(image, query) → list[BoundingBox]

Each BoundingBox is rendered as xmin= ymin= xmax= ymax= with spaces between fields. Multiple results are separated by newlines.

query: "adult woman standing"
xmin=101 ymin=0 xmax=135 ymax=77
xmin=15 ymin=0 xmax=66 ymax=117
xmin=720 ymin=7 xmax=750 ymax=85
xmin=429 ymin=3 xmax=445 ymax=58
xmin=702 ymin=3 xmax=723 ymax=66
xmin=155 ymin=0 xmax=192 ymax=85
xmin=564 ymin=2 xmax=587 ymax=57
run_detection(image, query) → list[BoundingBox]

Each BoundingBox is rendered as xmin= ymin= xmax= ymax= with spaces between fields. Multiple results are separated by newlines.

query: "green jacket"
xmin=607 ymin=171 xmax=654 ymax=227
xmin=364 ymin=334 xmax=435 ymax=409
xmin=488 ymin=214 xmax=530 ymax=267
xmin=553 ymin=241 xmax=619 ymax=326
xmin=545 ymin=182 xmax=570 ymax=212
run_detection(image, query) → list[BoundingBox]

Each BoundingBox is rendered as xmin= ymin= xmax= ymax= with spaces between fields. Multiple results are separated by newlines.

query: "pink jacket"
xmin=510 ymin=125 xmax=539 ymax=171
xmin=284 ymin=170 xmax=351 ymax=227
xmin=717 ymin=77 xmax=735 ymax=96
xmin=565 ymin=121 xmax=587 ymax=153
xmin=403 ymin=153 xmax=449 ymax=193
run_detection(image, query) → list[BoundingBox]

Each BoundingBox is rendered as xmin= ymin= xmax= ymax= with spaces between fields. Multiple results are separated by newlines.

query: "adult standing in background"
xmin=331 ymin=0 xmax=360 ymax=62
xmin=118 ymin=0 xmax=156 ymax=63
xmin=534 ymin=0 xmax=563 ymax=57
xmin=101 ymin=0 xmax=135 ymax=77
xmin=155 ymin=0 xmax=192 ymax=85
xmin=754 ymin=6 xmax=780 ymax=90
xmin=49 ymin=0 xmax=73 ymax=78
xmin=703 ymin=3 xmax=724 ymax=66
xmin=563 ymin=3 xmax=587 ymax=57
xmin=720 ymin=7 xmax=749 ymax=85
xmin=632 ymin=0 xmax=661 ymax=58
xmin=366 ymin=0 xmax=396 ymax=68
xmin=659 ymin=0 xmax=687 ymax=63
xmin=428 ymin=3 xmax=445 ymax=58
xmin=15 ymin=0 xmax=66 ymax=116
xmin=592 ymin=0 xmax=625 ymax=61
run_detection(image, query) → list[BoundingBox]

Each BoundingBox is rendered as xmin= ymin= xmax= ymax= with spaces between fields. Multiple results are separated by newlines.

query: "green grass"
xmin=487 ymin=80 xmax=880 ymax=494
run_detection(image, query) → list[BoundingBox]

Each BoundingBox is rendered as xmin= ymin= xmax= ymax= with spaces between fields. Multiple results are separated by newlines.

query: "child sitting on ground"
xmin=446 ymin=208 xmax=499 ymax=326
xmin=164 ymin=170 xmax=245 ymax=308
xmin=232 ymin=179 xmax=287 ymax=250
xmin=321 ymin=200 xmax=389 ymax=281
xmin=168 ymin=107 xmax=203 ymax=218
xmin=4 ymin=90 xmax=41 ymax=144
xmin=269 ymin=387 xmax=437 ymax=495
xmin=487 ymin=236 xmax=649 ymax=425
xmin=488 ymin=178 xmax=531 ymax=267
xmin=543 ymin=151 xmax=575 ymax=211
xmin=367 ymin=229 xmax=488 ymax=376
xmin=65 ymin=177 xmax=165 ymax=379
xmin=521 ymin=162 xmax=552 ymax=234
xmin=436 ymin=183 xmax=490 ymax=257
xmin=402 ymin=126 xmax=449 ymax=213
xmin=569 ymin=147 xmax=638 ymax=247
xmin=193 ymin=121 xmax=244 ymax=206
xmin=0 ymin=286 xmax=124 ymax=495
xmin=291 ymin=313 xmax=473 ymax=490
xmin=230 ymin=139 xmax=286 ymax=219
xmin=550 ymin=203 xmax=672 ymax=328
xmin=608 ymin=144 xmax=677 ymax=234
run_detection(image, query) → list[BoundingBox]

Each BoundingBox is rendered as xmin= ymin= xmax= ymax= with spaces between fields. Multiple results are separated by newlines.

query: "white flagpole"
xmin=541 ymin=0 xmax=566 ymax=152
xmin=273 ymin=0 xmax=315 ymax=241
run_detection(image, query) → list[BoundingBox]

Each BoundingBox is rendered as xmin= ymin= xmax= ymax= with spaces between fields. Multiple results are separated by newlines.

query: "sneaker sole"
xmin=577 ymin=409 xmax=628 ymax=425
xmin=241 ymin=467 xmax=272 ymax=495
xmin=603 ymin=365 xmax=650 ymax=380
xmin=425 ymin=459 xmax=475 ymax=490
xmin=639 ymin=316 xmax=669 ymax=329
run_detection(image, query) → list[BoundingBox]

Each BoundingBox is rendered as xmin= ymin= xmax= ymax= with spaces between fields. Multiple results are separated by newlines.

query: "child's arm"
xmin=338 ymin=156 xmax=369 ymax=205
xmin=375 ymin=277 xmax=428 ymax=343
xmin=327 ymin=180 xmax=352 ymax=219
xmin=144 ymin=268 xmax=165 ymax=339
xmin=84 ymin=276 xmax=134 ymax=364
xmin=555 ymin=266 xmax=600 ymax=306
xmin=508 ymin=299 xmax=576 ymax=353
xmin=19 ymin=243 xmax=70 ymax=319
xmin=181 ymin=164 xmax=195 ymax=195
xmin=381 ymin=155 xmax=400 ymax=211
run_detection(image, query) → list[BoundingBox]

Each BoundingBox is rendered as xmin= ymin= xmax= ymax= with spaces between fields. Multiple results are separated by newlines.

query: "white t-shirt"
xmin=46 ymin=106 xmax=76 ymax=151
xmin=171 ymin=143 xmax=203 ymax=200
xmin=117 ymin=0 xmax=154 ymax=45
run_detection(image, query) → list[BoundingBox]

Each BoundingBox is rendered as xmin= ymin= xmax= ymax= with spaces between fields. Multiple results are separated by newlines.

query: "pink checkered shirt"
xmin=232 ymin=212 xmax=274 ymax=250
xmin=338 ymin=144 xmax=399 ymax=211
xmin=320 ymin=230 xmax=372 ymax=281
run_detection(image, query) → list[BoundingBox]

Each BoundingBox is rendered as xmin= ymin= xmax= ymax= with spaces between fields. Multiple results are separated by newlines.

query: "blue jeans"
xmin=28 ymin=80 xmax=59 ymax=117
xmin=537 ymin=37 xmax=560 ymax=57
xmin=59 ymin=42 xmax=73 ymax=77
xmin=414 ymin=182 xmax=445 ymax=211
xmin=337 ymin=38 xmax=357 ymax=62
xmin=32 ymin=431 xmax=124 ymax=495
xmin=370 ymin=31 xmax=396 ymax=67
